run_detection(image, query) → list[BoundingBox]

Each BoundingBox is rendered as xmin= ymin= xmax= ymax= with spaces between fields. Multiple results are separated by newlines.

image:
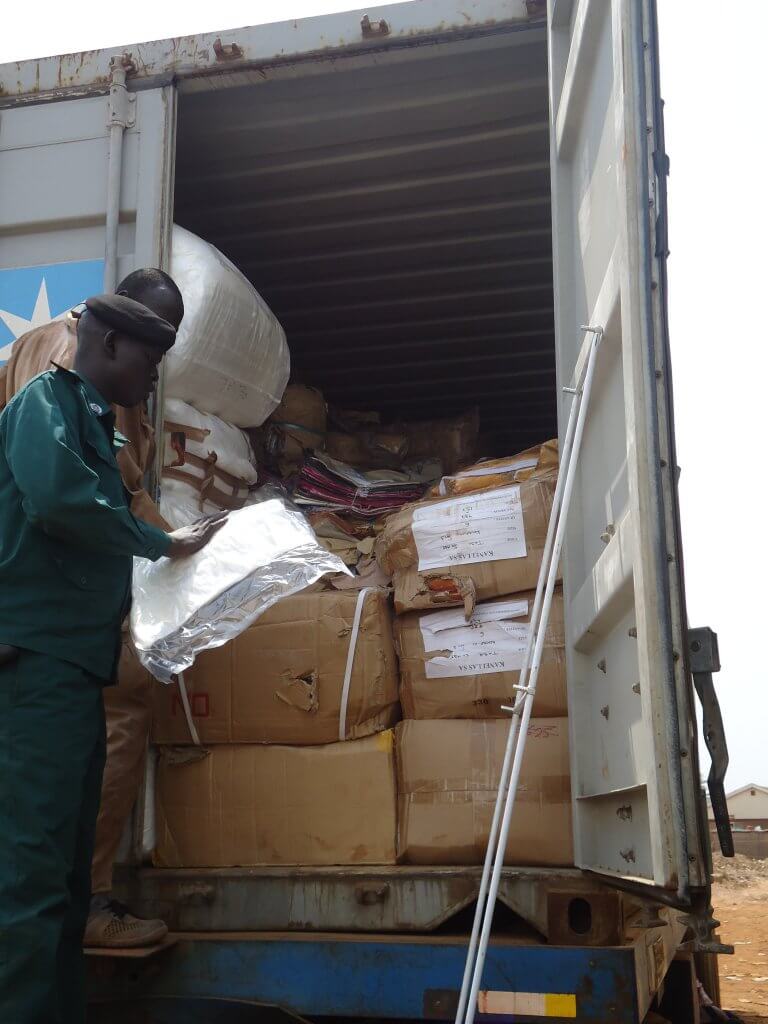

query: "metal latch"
xmin=689 ymin=627 xmax=733 ymax=857
xmin=361 ymin=15 xmax=390 ymax=38
xmin=213 ymin=37 xmax=244 ymax=62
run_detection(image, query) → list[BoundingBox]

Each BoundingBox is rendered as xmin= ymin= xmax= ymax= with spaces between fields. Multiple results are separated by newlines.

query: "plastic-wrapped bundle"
xmin=131 ymin=499 xmax=349 ymax=682
xmin=166 ymin=225 xmax=290 ymax=427
xmin=262 ymin=384 xmax=327 ymax=473
xmin=160 ymin=398 xmax=259 ymax=529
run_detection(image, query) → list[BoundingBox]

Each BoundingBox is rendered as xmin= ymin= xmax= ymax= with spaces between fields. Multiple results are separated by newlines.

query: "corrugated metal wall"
xmin=174 ymin=26 xmax=554 ymax=454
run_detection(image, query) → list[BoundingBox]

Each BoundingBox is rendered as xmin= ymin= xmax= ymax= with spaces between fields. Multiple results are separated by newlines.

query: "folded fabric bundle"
xmin=293 ymin=452 xmax=429 ymax=518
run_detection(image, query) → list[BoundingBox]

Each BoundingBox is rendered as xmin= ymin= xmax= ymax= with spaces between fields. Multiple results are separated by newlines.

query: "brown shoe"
xmin=83 ymin=900 xmax=168 ymax=949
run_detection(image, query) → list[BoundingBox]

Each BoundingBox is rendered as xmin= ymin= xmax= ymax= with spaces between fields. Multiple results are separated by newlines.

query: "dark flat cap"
xmin=85 ymin=294 xmax=176 ymax=349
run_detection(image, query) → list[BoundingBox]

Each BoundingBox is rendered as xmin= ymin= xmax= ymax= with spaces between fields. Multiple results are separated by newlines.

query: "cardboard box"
xmin=396 ymin=589 xmax=567 ymax=719
xmin=396 ymin=409 xmax=480 ymax=474
xmin=431 ymin=440 xmax=558 ymax=498
xmin=326 ymin=429 xmax=409 ymax=469
xmin=396 ymin=719 xmax=573 ymax=866
xmin=152 ymin=589 xmax=400 ymax=745
xmin=377 ymin=472 xmax=557 ymax=613
xmin=155 ymin=732 xmax=397 ymax=867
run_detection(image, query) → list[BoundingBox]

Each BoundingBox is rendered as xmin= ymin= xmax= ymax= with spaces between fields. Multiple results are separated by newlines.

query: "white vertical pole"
xmin=453 ymin=330 xmax=591 ymax=1024
xmin=458 ymin=326 xmax=602 ymax=1024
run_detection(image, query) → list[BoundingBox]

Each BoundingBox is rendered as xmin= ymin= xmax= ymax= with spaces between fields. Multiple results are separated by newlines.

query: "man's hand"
xmin=166 ymin=512 xmax=228 ymax=559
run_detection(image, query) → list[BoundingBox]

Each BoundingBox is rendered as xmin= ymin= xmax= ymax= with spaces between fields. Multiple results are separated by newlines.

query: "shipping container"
xmin=0 ymin=0 xmax=731 ymax=1020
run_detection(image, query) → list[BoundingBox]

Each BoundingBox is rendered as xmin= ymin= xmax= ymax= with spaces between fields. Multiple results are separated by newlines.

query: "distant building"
xmin=707 ymin=783 xmax=768 ymax=832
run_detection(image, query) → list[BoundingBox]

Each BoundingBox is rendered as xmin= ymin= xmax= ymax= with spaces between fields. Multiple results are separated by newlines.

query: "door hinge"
xmin=108 ymin=55 xmax=136 ymax=130
xmin=688 ymin=627 xmax=733 ymax=857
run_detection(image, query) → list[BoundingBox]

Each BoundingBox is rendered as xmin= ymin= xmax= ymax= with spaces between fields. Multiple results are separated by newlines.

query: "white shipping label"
xmin=420 ymin=599 xmax=529 ymax=638
xmin=456 ymin=456 xmax=539 ymax=479
xmin=419 ymin=600 xmax=531 ymax=679
xmin=411 ymin=486 xmax=527 ymax=571
xmin=422 ymin=621 xmax=530 ymax=679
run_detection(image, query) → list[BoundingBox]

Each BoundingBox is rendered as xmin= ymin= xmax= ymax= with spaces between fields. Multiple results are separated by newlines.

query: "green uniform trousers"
xmin=0 ymin=649 xmax=106 ymax=1024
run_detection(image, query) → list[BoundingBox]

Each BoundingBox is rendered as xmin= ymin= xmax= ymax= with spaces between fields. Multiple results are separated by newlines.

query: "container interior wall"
xmin=173 ymin=24 xmax=556 ymax=455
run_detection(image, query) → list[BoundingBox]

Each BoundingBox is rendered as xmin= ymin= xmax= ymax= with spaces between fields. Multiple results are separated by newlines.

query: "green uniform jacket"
xmin=0 ymin=366 xmax=170 ymax=681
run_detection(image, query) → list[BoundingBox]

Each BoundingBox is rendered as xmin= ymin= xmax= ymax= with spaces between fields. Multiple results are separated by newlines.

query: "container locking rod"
xmin=455 ymin=325 xmax=603 ymax=1024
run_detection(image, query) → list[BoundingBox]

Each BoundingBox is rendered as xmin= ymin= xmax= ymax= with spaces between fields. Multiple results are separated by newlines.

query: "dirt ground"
xmin=712 ymin=854 xmax=768 ymax=1022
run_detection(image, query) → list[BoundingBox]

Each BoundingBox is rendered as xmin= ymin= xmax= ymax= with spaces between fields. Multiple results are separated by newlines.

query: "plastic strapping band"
xmin=271 ymin=420 xmax=327 ymax=441
xmin=177 ymin=672 xmax=202 ymax=747
xmin=338 ymin=587 xmax=373 ymax=742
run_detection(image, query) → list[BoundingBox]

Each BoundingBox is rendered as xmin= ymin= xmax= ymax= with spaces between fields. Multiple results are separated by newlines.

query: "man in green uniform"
xmin=0 ymin=293 xmax=225 ymax=1023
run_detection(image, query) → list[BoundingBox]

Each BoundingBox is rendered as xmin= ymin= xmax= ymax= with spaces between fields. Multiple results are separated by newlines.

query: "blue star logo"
xmin=0 ymin=259 xmax=104 ymax=365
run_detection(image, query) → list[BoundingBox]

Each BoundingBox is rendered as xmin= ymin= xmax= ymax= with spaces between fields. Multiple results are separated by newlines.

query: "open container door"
xmin=0 ymin=73 xmax=176 ymax=862
xmin=548 ymin=0 xmax=709 ymax=904
xmin=0 ymin=72 xmax=176 ymax=360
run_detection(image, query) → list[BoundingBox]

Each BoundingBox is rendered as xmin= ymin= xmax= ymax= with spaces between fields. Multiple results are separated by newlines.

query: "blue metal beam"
xmin=88 ymin=935 xmax=640 ymax=1023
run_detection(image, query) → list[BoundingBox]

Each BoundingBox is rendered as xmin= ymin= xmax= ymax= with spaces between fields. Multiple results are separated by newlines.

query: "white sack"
xmin=158 ymin=477 xmax=235 ymax=531
xmin=166 ymin=225 xmax=290 ymax=427
xmin=158 ymin=477 xmax=278 ymax=531
xmin=131 ymin=500 xmax=348 ymax=682
xmin=163 ymin=398 xmax=258 ymax=484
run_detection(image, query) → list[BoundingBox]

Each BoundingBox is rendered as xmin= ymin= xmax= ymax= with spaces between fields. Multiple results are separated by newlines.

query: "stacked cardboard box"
xmin=155 ymin=731 xmax=397 ymax=868
xmin=153 ymin=589 xmax=400 ymax=745
xmin=395 ymin=588 xmax=567 ymax=720
xmin=377 ymin=467 xmax=558 ymax=615
xmin=153 ymin=589 xmax=399 ymax=867
xmin=153 ymin=410 xmax=570 ymax=870
xmin=397 ymin=719 xmax=572 ymax=866
xmin=375 ymin=445 xmax=573 ymax=867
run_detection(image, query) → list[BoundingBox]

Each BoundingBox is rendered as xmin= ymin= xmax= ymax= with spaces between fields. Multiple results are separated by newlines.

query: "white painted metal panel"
xmin=0 ymin=85 xmax=175 ymax=341
xmin=548 ymin=0 xmax=705 ymax=897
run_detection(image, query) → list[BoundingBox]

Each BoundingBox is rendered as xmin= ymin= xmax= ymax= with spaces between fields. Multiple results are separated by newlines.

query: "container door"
xmin=0 ymin=84 xmax=176 ymax=364
xmin=548 ymin=0 xmax=707 ymax=898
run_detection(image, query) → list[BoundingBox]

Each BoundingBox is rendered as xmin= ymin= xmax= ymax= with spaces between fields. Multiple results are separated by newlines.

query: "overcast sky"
xmin=1 ymin=2 xmax=765 ymax=793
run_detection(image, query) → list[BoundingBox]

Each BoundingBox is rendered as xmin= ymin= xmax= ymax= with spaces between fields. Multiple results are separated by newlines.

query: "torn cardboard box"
xmin=433 ymin=439 xmax=558 ymax=498
xmin=151 ymin=589 xmax=400 ymax=745
xmin=155 ymin=731 xmax=398 ymax=867
xmin=396 ymin=589 xmax=566 ymax=719
xmin=377 ymin=472 xmax=557 ymax=613
xmin=396 ymin=719 xmax=573 ymax=866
